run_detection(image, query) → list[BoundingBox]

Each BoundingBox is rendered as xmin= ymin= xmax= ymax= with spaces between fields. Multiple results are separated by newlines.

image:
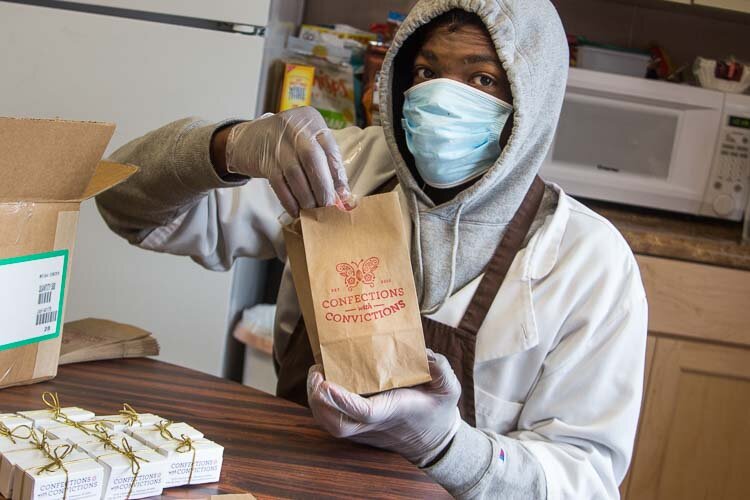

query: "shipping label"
xmin=0 ymin=250 xmax=67 ymax=351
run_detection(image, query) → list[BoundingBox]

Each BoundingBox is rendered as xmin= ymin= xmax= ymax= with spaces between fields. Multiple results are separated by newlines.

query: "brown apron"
xmin=276 ymin=176 xmax=545 ymax=427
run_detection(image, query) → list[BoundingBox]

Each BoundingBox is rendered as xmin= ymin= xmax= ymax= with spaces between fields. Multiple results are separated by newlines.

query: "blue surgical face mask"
xmin=401 ymin=78 xmax=513 ymax=189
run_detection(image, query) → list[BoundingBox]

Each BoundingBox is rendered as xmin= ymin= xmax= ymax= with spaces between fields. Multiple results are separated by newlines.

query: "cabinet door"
xmin=694 ymin=0 xmax=750 ymax=14
xmin=636 ymin=255 xmax=750 ymax=347
xmin=627 ymin=338 xmax=750 ymax=500
xmin=619 ymin=336 xmax=657 ymax=499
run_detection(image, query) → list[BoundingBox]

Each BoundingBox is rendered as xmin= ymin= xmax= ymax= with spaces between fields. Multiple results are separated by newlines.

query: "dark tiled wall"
xmin=302 ymin=0 xmax=750 ymax=69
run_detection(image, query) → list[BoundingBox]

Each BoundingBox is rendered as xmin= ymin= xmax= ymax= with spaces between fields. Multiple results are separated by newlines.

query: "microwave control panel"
xmin=702 ymin=97 xmax=750 ymax=220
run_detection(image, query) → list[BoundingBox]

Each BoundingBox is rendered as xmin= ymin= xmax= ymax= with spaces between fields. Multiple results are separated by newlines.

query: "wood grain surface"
xmin=0 ymin=358 xmax=449 ymax=499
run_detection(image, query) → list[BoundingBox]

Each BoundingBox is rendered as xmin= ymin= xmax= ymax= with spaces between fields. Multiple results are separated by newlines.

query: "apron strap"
xmin=458 ymin=176 xmax=546 ymax=335
xmin=373 ymin=175 xmax=399 ymax=195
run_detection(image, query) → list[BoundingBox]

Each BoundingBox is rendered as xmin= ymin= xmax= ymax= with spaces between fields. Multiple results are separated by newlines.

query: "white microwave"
xmin=541 ymin=67 xmax=750 ymax=221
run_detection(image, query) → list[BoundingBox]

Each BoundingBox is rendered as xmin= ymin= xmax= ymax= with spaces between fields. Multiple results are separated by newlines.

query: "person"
xmin=97 ymin=0 xmax=647 ymax=498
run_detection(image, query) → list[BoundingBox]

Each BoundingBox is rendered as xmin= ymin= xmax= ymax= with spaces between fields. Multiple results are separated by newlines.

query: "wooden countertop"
xmin=583 ymin=199 xmax=750 ymax=271
xmin=0 ymin=359 xmax=449 ymax=500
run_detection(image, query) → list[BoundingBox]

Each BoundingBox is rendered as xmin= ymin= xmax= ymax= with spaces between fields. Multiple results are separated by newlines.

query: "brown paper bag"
xmin=282 ymin=191 xmax=431 ymax=394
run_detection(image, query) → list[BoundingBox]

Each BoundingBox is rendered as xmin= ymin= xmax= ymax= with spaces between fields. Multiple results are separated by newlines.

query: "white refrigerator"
xmin=0 ymin=0 xmax=302 ymax=380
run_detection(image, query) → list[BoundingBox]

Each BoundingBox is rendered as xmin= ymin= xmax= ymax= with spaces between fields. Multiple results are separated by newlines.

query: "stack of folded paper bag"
xmin=0 ymin=392 xmax=223 ymax=500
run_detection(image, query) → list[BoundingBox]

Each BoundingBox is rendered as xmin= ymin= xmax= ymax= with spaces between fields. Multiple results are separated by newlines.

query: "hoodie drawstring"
xmin=412 ymin=192 xmax=425 ymax=304
xmin=420 ymin=201 xmax=465 ymax=315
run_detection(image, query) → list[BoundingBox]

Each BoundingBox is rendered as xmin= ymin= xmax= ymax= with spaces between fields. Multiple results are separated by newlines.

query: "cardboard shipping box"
xmin=0 ymin=117 xmax=137 ymax=389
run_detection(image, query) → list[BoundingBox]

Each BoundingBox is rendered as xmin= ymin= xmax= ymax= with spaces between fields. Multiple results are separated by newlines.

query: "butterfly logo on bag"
xmin=336 ymin=257 xmax=379 ymax=291
xmin=323 ymin=256 xmax=406 ymax=324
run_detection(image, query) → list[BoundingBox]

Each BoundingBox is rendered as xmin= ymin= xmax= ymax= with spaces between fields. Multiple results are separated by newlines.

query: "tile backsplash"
xmin=303 ymin=0 xmax=750 ymax=70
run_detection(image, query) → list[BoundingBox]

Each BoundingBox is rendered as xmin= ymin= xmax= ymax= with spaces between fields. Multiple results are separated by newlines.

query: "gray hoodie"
xmin=380 ymin=0 xmax=568 ymax=314
xmin=97 ymin=0 xmax=571 ymax=497
xmin=376 ymin=1 xmax=567 ymax=496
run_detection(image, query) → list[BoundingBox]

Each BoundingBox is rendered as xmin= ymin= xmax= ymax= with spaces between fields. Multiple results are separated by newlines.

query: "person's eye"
xmin=415 ymin=67 xmax=437 ymax=80
xmin=470 ymin=74 xmax=497 ymax=87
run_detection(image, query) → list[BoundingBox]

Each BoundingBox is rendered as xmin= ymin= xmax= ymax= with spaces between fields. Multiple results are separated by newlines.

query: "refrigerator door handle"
xmin=229 ymin=24 xmax=266 ymax=37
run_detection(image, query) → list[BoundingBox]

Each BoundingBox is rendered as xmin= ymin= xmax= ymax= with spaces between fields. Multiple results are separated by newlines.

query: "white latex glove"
xmin=225 ymin=107 xmax=352 ymax=217
xmin=307 ymin=350 xmax=462 ymax=467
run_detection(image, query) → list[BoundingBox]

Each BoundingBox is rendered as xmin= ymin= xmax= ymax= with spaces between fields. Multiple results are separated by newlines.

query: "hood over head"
xmin=379 ymin=0 xmax=568 ymax=312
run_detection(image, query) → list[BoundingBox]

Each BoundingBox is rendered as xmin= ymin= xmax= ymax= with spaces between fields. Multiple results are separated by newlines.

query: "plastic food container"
xmin=694 ymin=57 xmax=750 ymax=94
xmin=577 ymin=45 xmax=651 ymax=78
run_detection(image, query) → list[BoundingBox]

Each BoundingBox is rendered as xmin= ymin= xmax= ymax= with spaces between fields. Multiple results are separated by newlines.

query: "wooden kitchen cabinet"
xmin=619 ymin=336 xmax=656 ymax=499
xmin=620 ymin=256 xmax=750 ymax=500
xmin=660 ymin=0 xmax=750 ymax=13
xmin=693 ymin=0 xmax=750 ymax=14
xmin=627 ymin=338 xmax=750 ymax=499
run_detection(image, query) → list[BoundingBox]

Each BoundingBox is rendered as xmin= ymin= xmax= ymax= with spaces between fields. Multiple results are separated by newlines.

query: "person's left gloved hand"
xmin=307 ymin=350 xmax=462 ymax=467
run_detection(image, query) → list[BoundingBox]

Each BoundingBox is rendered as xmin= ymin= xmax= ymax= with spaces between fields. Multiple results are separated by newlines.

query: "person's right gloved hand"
xmin=225 ymin=106 xmax=352 ymax=217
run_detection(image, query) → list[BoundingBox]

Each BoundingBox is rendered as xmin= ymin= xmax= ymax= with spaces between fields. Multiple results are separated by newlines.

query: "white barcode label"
xmin=38 ymin=283 xmax=56 ymax=305
xmin=0 ymin=250 xmax=67 ymax=351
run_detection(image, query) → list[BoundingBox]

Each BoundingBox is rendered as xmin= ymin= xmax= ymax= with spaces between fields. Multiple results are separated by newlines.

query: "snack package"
xmin=298 ymin=24 xmax=376 ymax=48
xmin=362 ymin=42 xmax=389 ymax=126
xmin=282 ymin=192 xmax=431 ymax=394
xmin=307 ymin=56 xmax=356 ymax=129
xmin=283 ymin=29 xmax=360 ymax=129
xmin=278 ymin=63 xmax=315 ymax=112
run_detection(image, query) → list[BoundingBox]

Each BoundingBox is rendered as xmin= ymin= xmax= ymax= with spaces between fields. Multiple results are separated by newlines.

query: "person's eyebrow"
xmin=418 ymin=49 xmax=438 ymax=62
xmin=463 ymin=54 xmax=500 ymax=65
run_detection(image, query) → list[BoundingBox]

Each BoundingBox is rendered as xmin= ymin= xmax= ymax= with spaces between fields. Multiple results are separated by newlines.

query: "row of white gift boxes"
xmin=0 ymin=403 xmax=223 ymax=500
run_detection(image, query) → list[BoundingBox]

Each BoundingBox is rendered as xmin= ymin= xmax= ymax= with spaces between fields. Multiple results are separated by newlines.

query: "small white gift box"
xmin=76 ymin=435 xmax=149 ymax=458
xmin=0 ymin=426 xmax=35 ymax=454
xmin=40 ymin=424 xmax=98 ymax=446
xmin=0 ymin=415 xmax=32 ymax=432
xmin=128 ymin=422 xmax=203 ymax=449
xmin=17 ymin=410 xmax=94 ymax=430
xmin=0 ymin=435 xmax=65 ymax=498
xmin=155 ymin=438 xmax=224 ymax=487
xmin=94 ymin=448 xmax=167 ymax=500
xmin=19 ymin=456 xmax=104 ymax=500
xmin=89 ymin=408 xmax=162 ymax=433
xmin=16 ymin=444 xmax=104 ymax=500
xmin=2 ymin=443 xmax=83 ymax=500
xmin=16 ymin=393 xmax=95 ymax=430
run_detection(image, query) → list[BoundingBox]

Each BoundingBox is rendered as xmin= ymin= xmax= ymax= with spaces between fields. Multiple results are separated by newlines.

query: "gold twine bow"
xmin=118 ymin=403 xmax=141 ymax=426
xmin=175 ymin=434 xmax=197 ymax=485
xmin=29 ymin=428 xmax=50 ymax=451
xmin=91 ymin=423 xmax=119 ymax=450
xmin=120 ymin=437 xmax=149 ymax=500
xmin=0 ymin=422 xmax=32 ymax=444
xmin=155 ymin=420 xmax=176 ymax=441
xmin=1 ymin=427 xmax=49 ymax=456
xmin=56 ymin=414 xmax=94 ymax=436
xmin=175 ymin=434 xmax=194 ymax=454
xmin=41 ymin=392 xmax=63 ymax=420
xmin=35 ymin=443 xmax=74 ymax=500
xmin=36 ymin=443 xmax=73 ymax=472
